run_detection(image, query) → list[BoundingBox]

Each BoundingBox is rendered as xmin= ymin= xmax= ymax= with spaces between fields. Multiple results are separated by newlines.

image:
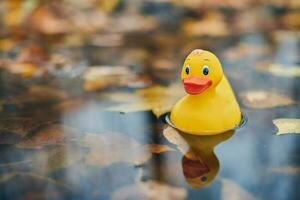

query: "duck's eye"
xmin=185 ymin=66 xmax=190 ymax=75
xmin=202 ymin=65 xmax=209 ymax=75
xmin=201 ymin=176 xmax=207 ymax=182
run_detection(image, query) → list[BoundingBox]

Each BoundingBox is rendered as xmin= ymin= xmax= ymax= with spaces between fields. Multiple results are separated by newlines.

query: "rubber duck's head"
xmin=181 ymin=49 xmax=223 ymax=95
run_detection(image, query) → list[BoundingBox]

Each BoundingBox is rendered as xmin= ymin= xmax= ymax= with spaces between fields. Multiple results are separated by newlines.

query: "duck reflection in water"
xmin=163 ymin=126 xmax=235 ymax=188
xmin=180 ymin=130 xmax=234 ymax=188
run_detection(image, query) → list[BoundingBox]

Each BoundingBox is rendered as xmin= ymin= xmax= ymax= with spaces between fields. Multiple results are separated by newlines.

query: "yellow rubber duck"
xmin=169 ymin=49 xmax=242 ymax=135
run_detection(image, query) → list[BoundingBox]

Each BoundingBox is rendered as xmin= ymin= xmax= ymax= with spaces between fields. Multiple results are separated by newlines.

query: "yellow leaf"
xmin=106 ymin=84 xmax=185 ymax=117
xmin=273 ymin=118 xmax=300 ymax=135
xmin=256 ymin=63 xmax=300 ymax=77
xmin=240 ymin=91 xmax=295 ymax=109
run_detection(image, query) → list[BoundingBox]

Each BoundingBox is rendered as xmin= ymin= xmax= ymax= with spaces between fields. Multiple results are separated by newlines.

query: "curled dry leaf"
xmin=273 ymin=118 xmax=300 ymax=135
xmin=240 ymin=90 xmax=295 ymax=109
xmin=269 ymin=166 xmax=300 ymax=174
xmin=83 ymin=66 xmax=136 ymax=91
xmin=163 ymin=126 xmax=190 ymax=155
xmin=76 ymin=132 xmax=152 ymax=167
xmin=220 ymin=178 xmax=257 ymax=200
xmin=106 ymin=84 xmax=185 ymax=117
xmin=16 ymin=124 xmax=82 ymax=148
xmin=111 ymin=180 xmax=187 ymax=200
xmin=256 ymin=63 xmax=300 ymax=77
xmin=143 ymin=144 xmax=175 ymax=154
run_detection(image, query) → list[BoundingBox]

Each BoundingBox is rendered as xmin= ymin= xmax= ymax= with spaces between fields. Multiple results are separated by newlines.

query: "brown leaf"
xmin=28 ymin=4 xmax=71 ymax=35
xmin=269 ymin=166 xmax=300 ymax=174
xmin=256 ymin=63 xmax=300 ymax=77
xmin=83 ymin=66 xmax=136 ymax=91
xmin=29 ymin=146 xmax=85 ymax=174
xmin=182 ymin=12 xmax=229 ymax=37
xmin=240 ymin=90 xmax=295 ymax=109
xmin=106 ymin=84 xmax=185 ymax=117
xmin=76 ymin=132 xmax=151 ymax=167
xmin=144 ymin=144 xmax=175 ymax=154
xmin=273 ymin=118 xmax=300 ymax=135
xmin=0 ymin=172 xmax=72 ymax=197
xmin=111 ymin=180 xmax=187 ymax=200
xmin=0 ymin=117 xmax=40 ymax=144
xmin=16 ymin=124 xmax=82 ymax=149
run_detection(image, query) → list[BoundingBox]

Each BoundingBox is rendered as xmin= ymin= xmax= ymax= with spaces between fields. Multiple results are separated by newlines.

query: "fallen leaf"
xmin=144 ymin=144 xmax=175 ymax=154
xmin=256 ymin=63 xmax=300 ymax=77
xmin=273 ymin=118 xmax=300 ymax=135
xmin=220 ymin=178 xmax=258 ymax=200
xmin=162 ymin=126 xmax=190 ymax=155
xmin=111 ymin=180 xmax=187 ymax=200
xmin=182 ymin=12 xmax=229 ymax=37
xmin=76 ymin=132 xmax=152 ymax=167
xmin=83 ymin=66 xmax=136 ymax=91
xmin=0 ymin=172 xmax=72 ymax=198
xmin=28 ymin=4 xmax=71 ymax=35
xmin=240 ymin=91 xmax=295 ymax=109
xmin=0 ymin=117 xmax=41 ymax=144
xmin=16 ymin=124 xmax=82 ymax=148
xmin=269 ymin=166 xmax=300 ymax=174
xmin=29 ymin=146 xmax=85 ymax=174
xmin=106 ymin=83 xmax=185 ymax=117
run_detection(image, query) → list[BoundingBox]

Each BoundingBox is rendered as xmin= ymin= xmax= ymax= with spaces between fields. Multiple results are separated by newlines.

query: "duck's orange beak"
xmin=183 ymin=76 xmax=212 ymax=95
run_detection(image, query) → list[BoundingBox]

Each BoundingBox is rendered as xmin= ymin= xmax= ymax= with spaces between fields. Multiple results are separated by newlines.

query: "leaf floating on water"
xmin=111 ymin=180 xmax=187 ymax=200
xmin=269 ymin=166 xmax=300 ymax=174
xmin=76 ymin=132 xmax=152 ymax=167
xmin=163 ymin=126 xmax=190 ymax=155
xmin=256 ymin=63 xmax=300 ymax=77
xmin=106 ymin=84 xmax=185 ymax=117
xmin=0 ymin=117 xmax=41 ymax=144
xmin=0 ymin=172 xmax=72 ymax=198
xmin=144 ymin=144 xmax=175 ymax=154
xmin=16 ymin=124 xmax=82 ymax=148
xmin=240 ymin=91 xmax=295 ymax=109
xmin=220 ymin=178 xmax=258 ymax=200
xmin=29 ymin=146 xmax=85 ymax=174
xmin=273 ymin=118 xmax=300 ymax=135
xmin=83 ymin=66 xmax=136 ymax=91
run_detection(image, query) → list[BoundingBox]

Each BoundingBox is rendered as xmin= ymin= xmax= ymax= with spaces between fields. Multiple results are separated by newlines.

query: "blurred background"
xmin=0 ymin=0 xmax=300 ymax=200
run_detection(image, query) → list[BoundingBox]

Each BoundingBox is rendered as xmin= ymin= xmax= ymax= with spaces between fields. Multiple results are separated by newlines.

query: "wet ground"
xmin=0 ymin=1 xmax=300 ymax=200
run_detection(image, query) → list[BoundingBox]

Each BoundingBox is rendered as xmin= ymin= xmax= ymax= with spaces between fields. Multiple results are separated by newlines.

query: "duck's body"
xmin=169 ymin=49 xmax=242 ymax=135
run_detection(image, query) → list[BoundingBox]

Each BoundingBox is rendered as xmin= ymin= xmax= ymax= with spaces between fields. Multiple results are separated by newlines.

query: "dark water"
xmin=0 ymin=1 xmax=300 ymax=200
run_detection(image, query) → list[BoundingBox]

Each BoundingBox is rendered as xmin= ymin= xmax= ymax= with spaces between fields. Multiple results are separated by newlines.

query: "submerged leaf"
xmin=240 ymin=91 xmax=295 ymax=109
xmin=273 ymin=118 xmax=300 ymax=135
xmin=76 ymin=132 xmax=152 ymax=167
xmin=111 ymin=180 xmax=187 ymax=200
xmin=16 ymin=124 xmax=82 ymax=148
xmin=106 ymin=84 xmax=185 ymax=117
xmin=220 ymin=178 xmax=258 ymax=200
